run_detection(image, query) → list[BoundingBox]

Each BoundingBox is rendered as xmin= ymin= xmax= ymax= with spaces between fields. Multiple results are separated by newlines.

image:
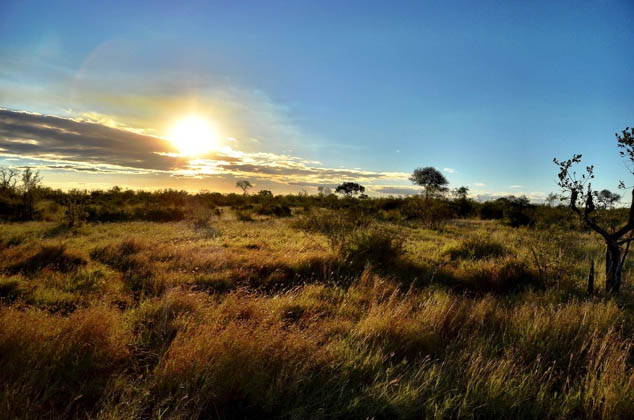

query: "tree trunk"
xmin=605 ymin=242 xmax=622 ymax=294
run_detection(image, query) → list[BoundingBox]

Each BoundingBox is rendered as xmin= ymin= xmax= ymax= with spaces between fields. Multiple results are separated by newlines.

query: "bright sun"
xmin=169 ymin=115 xmax=218 ymax=156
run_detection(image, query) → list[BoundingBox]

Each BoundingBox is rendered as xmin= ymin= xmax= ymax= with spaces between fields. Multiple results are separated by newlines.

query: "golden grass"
xmin=1 ymin=216 xmax=634 ymax=418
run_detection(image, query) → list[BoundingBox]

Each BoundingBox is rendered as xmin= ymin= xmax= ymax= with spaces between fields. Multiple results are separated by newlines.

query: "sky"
xmin=1 ymin=0 xmax=633 ymax=200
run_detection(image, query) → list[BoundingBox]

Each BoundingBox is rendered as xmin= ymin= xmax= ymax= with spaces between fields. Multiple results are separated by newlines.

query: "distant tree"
xmin=63 ymin=189 xmax=88 ymax=228
xmin=258 ymin=190 xmax=273 ymax=198
xmin=335 ymin=182 xmax=365 ymax=197
xmin=595 ymin=189 xmax=621 ymax=209
xmin=0 ymin=167 xmax=18 ymax=195
xmin=545 ymin=193 xmax=558 ymax=207
xmin=20 ymin=167 xmax=42 ymax=220
xmin=451 ymin=186 xmax=469 ymax=200
xmin=236 ymin=180 xmax=252 ymax=195
xmin=409 ymin=167 xmax=449 ymax=199
xmin=317 ymin=186 xmax=332 ymax=196
xmin=554 ymin=126 xmax=634 ymax=294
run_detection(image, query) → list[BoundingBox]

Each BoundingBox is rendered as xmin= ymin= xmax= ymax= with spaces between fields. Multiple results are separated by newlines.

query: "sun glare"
xmin=169 ymin=115 xmax=218 ymax=156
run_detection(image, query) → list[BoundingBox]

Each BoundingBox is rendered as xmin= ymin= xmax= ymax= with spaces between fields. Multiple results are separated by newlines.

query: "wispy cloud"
xmin=473 ymin=182 xmax=486 ymax=187
xmin=443 ymin=167 xmax=455 ymax=173
xmin=510 ymin=185 xmax=523 ymax=188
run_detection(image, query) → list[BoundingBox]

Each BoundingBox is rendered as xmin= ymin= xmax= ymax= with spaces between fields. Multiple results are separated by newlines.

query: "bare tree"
xmin=236 ymin=180 xmax=252 ymax=195
xmin=554 ymin=126 xmax=634 ymax=294
xmin=0 ymin=167 xmax=19 ymax=195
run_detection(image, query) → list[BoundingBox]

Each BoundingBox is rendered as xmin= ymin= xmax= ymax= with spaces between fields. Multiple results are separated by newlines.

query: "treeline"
xmin=0 ymin=168 xmax=623 ymax=231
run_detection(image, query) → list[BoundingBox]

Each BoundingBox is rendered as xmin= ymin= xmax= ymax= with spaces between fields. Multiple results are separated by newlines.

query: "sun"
xmin=169 ymin=115 xmax=218 ymax=156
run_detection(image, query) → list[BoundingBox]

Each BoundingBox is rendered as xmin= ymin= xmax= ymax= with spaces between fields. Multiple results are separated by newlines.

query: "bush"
xmin=401 ymin=197 xmax=454 ymax=228
xmin=443 ymin=256 xmax=539 ymax=293
xmin=344 ymin=227 xmax=404 ymax=268
xmin=443 ymin=236 xmax=508 ymax=260
xmin=256 ymin=203 xmax=292 ymax=217
xmin=235 ymin=209 xmax=255 ymax=221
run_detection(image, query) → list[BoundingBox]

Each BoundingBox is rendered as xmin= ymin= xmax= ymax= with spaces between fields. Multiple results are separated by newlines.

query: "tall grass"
xmin=0 ymin=216 xmax=632 ymax=418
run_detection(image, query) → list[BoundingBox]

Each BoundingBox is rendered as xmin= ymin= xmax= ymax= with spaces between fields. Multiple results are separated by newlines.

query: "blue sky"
xmin=1 ymin=0 xmax=633 ymax=199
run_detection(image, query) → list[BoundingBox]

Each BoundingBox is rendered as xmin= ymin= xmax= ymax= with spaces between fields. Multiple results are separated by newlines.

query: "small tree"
xmin=409 ymin=167 xmax=449 ymax=199
xmin=554 ymin=126 xmax=634 ymax=294
xmin=335 ymin=182 xmax=365 ymax=197
xmin=545 ymin=193 xmax=558 ymax=207
xmin=451 ymin=186 xmax=469 ymax=200
xmin=236 ymin=180 xmax=252 ymax=195
xmin=63 ymin=189 xmax=88 ymax=228
xmin=317 ymin=186 xmax=332 ymax=196
xmin=595 ymin=189 xmax=621 ymax=209
xmin=0 ymin=167 xmax=18 ymax=196
xmin=21 ymin=167 xmax=42 ymax=220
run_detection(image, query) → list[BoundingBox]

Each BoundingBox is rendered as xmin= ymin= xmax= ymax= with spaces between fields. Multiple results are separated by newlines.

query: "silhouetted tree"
xmin=410 ymin=167 xmax=448 ymax=199
xmin=0 ymin=167 xmax=18 ymax=196
xmin=258 ymin=190 xmax=273 ymax=198
xmin=21 ymin=167 xmax=41 ymax=220
xmin=236 ymin=180 xmax=252 ymax=195
xmin=452 ymin=186 xmax=469 ymax=200
xmin=335 ymin=182 xmax=365 ymax=197
xmin=554 ymin=126 xmax=634 ymax=294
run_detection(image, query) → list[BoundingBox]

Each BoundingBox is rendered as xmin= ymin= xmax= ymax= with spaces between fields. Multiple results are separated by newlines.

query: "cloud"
xmin=443 ymin=167 xmax=455 ymax=173
xmin=0 ymin=109 xmax=409 ymax=189
xmin=510 ymin=185 xmax=523 ymax=188
xmin=372 ymin=186 xmax=420 ymax=196
xmin=473 ymin=182 xmax=486 ymax=187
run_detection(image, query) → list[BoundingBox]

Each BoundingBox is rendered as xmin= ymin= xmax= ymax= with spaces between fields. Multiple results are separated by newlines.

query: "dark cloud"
xmin=0 ymin=109 xmax=409 ymax=187
xmin=0 ymin=109 xmax=188 ymax=171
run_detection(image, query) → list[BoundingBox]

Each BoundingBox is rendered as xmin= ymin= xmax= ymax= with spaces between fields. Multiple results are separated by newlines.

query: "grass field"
xmin=2 ymin=211 xmax=634 ymax=419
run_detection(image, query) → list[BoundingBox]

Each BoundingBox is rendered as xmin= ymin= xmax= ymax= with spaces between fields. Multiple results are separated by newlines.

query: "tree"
xmin=545 ymin=193 xmax=558 ymax=207
xmin=409 ymin=167 xmax=449 ymax=199
xmin=595 ymin=189 xmax=621 ymax=209
xmin=554 ymin=126 xmax=634 ymax=294
xmin=335 ymin=182 xmax=365 ymax=197
xmin=0 ymin=167 xmax=18 ymax=196
xmin=258 ymin=189 xmax=273 ymax=198
xmin=236 ymin=180 xmax=252 ymax=195
xmin=20 ymin=167 xmax=42 ymax=220
xmin=317 ymin=186 xmax=332 ymax=196
xmin=451 ymin=186 xmax=469 ymax=200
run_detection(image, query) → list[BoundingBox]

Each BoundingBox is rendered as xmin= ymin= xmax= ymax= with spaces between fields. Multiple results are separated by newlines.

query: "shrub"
xmin=256 ymin=202 xmax=292 ymax=217
xmin=344 ymin=227 xmax=404 ymax=268
xmin=235 ymin=209 xmax=254 ymax=221
xmin=444 ymin=256 xmax=539 ymax=293
xmin=401 ymin=197 xmax=454 ymax=229
xmin=443 ymin=236 xmax=508 ymax=261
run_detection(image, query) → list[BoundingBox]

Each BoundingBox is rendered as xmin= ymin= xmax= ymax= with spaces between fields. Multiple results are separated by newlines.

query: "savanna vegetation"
xmin=2 ymin=128 xmax=634 ymax=419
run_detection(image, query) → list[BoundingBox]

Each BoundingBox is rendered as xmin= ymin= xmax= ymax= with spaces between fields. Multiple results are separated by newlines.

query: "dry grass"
xmin=0 ymin=215 xmax=633 ymax=419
